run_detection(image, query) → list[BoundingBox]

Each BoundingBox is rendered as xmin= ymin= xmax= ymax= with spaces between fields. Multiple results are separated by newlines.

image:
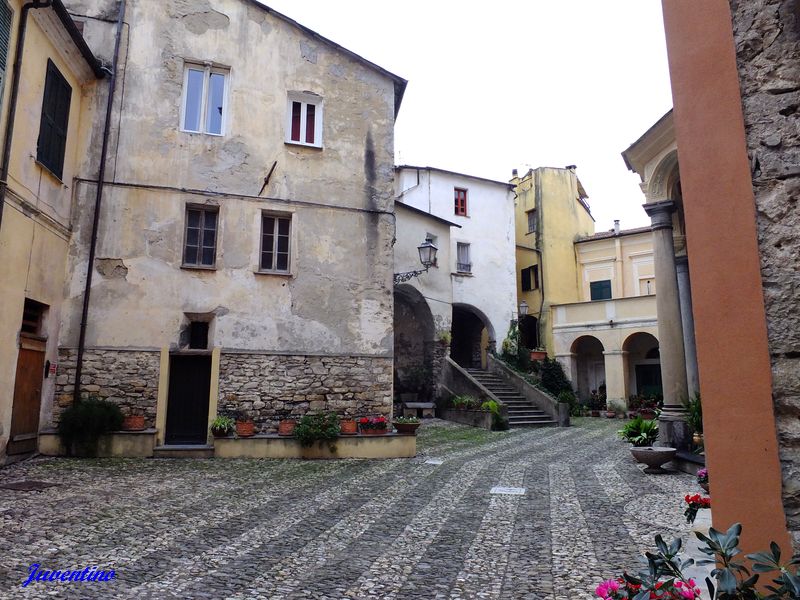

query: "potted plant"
xmin=359 ymin=416 xmax=388 ymax=435
xmin=294 ymin=412 xmax=340 ymax=453
xmin=530 ymin=348 xmax=547 ymax=361
xmin=236 ymin=414 xmax=255 ymax=438
xmin=619 ymin=416 xmax=675 ymax=473
xmin=685 ymin=393 xmax=703 ymax=448
xmin=588 ymin=391 xmax=606 ymax=417
xmin=278 ymin=418 xmax=296 ymax=436
xmin=438 ymin=330 xmax=451 ymax=346
xmin=605 ymin=408 xmax=616 ymax=418
xmin=210 ymin=415 xmax=235 ymax=437
xmin=697 ymin=468 xmax=709 ymax=493
xmin=122 ymin=412 xmax=145 ymax=431
xmin=393 ymin=415 xmax=421 ymax=434
xmin=684 ymin=493 xmax=711 ymax=524
xmin=58 ymin=398 xmax=123 ymax=457
xmin=340 ymin=417 xmax=358 ymax=435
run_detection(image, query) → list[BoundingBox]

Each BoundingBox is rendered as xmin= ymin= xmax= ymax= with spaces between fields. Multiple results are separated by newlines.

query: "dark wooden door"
xmin=165 ymin=355 xmax=211 ymax=445
xmin=8 ymin=342 xmax=46 ymax=455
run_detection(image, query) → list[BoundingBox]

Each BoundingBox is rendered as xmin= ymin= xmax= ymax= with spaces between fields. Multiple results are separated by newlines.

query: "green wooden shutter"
xmin=37 ymin=60 xmax=72 ymax=179
xmin=521 ymin=267 xmax=532 ymax=292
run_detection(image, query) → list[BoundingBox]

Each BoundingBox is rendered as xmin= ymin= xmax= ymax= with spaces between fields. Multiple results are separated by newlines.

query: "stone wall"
xmin=217 ymin=353 xmax=393 ymax=434
xmin=54 ymin=349 xmax=160 ymax=427
xmin=730 ymin=0 xmax=800 ymax=547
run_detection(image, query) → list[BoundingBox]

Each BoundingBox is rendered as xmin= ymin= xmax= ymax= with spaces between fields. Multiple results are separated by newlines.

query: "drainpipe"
xmin=534 ymin=169 xmax=545 ymax=350
xmin=73 ymin=0 xmax=126 ymax=403
xmin=0 ymin=1 xmax=53 ymax=235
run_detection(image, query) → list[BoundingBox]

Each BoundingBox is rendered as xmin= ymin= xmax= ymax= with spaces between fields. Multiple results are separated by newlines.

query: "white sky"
xmin=263 ymin=0 xmax=674 ymax=230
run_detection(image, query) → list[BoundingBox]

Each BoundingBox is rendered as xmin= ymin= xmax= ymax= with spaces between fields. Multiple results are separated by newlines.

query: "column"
xmin=675 ymin=256 xmax=700 ymax=399
xmin=643 ymin=200 xmax=689 ymax=449
xmin=603 ymin=350 xmax=628 ymax=412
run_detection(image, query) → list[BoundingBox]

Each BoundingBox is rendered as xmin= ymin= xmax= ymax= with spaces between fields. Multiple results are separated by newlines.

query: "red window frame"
xmin=454 ymin=188 xmax=467 ymax=216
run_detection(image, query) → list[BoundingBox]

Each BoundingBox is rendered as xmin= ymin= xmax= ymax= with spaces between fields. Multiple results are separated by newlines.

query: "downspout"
xmin=73 ymin=0 xmax=126 ymax=403
xmin=534 ymin=170 xmax=545 ymax=350
xmin=0 ymin=1 xmax=53 ymax=234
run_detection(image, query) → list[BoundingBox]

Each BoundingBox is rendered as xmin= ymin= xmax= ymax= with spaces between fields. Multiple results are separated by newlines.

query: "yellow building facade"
xmin=511 ymin=167 xmax=660 ymax=411
xmin=0 ymin=0 xmax=102 ymax=461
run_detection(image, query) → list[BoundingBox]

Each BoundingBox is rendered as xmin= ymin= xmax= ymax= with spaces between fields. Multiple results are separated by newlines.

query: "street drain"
xmin=490 ymin=486 xmax=526 ymax=495
xmin=0 ymin=480 xmax=59 ymax=492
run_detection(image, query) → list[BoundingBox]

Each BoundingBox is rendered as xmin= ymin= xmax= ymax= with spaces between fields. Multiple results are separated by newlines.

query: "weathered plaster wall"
xmin=58 ymin=0 xmax=400 ymax=357
xmin=729 ymin=0 xmax=800 ymax=546
xmin=216 ymin=354 xmax=393 ymax=433
xmin=0 ymin=1 xmax=99 ymax=460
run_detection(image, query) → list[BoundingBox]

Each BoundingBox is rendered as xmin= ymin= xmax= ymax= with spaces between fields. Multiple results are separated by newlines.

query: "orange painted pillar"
xmin=661 ymin=0 xmax=791 ymax=555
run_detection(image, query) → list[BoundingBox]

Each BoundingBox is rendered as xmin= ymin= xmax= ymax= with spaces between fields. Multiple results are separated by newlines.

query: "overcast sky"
xmin=263 ymin=0 xmax=674 ymax=230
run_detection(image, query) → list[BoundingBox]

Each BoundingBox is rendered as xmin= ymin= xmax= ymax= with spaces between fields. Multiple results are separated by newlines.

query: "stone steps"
xmin=465 ymin=369 xmax=557 ymax=428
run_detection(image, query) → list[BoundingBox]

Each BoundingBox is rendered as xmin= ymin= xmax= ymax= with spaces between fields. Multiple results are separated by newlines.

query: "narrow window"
xmin=183 ymin=206 xmax=218 ymax=268
xmin=527 ymin=209 xmax=537 ymax=234
xmin=189 ymin=321 xmax=209 ymax=349
xmin=456 ymin=242 xmax=471 ymax=273
xmin=260 ymin=214 xmax=292 ymax=273
xmin=590 ymin=279 xmax=612 ymax=301
xmin=286 ymin=93 xmax=322 ymax=147
xmin=20 ymin=299 xmax=47 ymax=336
xmin=454 ymin=188 xmax=468 ymax=216
xmin=37 ymin=60 xmax=72 ymax=179
xmin=181 ymin=63 xmax=228 ymax=135
xmin=521 ymin=268 xmax=532 ymax=292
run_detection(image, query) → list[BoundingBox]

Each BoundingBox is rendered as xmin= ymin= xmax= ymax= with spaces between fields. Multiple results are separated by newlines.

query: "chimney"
xmin=613 ymin=220 xmax=620 ymax=234
xmin=512 ymin=168 xmax=518 ymax=177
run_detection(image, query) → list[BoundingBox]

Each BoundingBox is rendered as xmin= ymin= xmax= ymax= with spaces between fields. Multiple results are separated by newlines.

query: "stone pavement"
xmin=0 ymin=418 xmax=705 ymax=599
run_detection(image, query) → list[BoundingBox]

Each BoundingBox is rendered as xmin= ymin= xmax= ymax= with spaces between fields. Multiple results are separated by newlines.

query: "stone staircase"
xmin=465 ymin=368 xmax=557 ymax=428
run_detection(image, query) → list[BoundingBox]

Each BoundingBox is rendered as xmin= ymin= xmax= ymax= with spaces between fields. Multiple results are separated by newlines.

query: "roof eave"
xmin=53 ymin=0 xmax=106 ymax=79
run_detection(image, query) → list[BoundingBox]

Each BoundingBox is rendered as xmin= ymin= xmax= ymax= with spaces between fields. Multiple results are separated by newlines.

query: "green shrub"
xmin=451 ymin=395 xmax=479 ymax=410
xmin=618 ymin=416 xmax=659 ymax=447
xmin=480 ymin=399 xmax=500 ymax=415
xmin=58 ymin=398 xmax=124 ymax=456
xmin=540 ymin=358 xmax=573 ymax=397
xmin=492 ymin=414 xmax=510 ymax=431
xmin=294 ymin=413 xmax=341 ymax=451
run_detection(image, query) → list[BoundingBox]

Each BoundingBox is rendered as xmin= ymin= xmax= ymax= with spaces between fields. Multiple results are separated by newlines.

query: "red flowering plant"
xmin=684 ymin=494 xmax=711 ymax=525
xmin=358 ymin=416 xmax=387 ymax=431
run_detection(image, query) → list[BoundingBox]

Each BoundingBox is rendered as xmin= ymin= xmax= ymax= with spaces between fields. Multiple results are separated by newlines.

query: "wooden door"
xmin=8 ymin=341 xmax=46 ymax=455
xmin=165 ymin=355 xmax=211 ymax=445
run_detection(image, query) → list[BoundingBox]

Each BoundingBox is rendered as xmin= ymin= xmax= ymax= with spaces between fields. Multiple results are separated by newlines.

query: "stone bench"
xmin=402 ymin=402 xmax=436 ymax=418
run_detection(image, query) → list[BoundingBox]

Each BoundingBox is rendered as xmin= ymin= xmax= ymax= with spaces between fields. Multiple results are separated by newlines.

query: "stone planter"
xmin=340 ymin=420 xmax=357 ymax=435
xmin=630 ymin=446 xmax=677 ymax=474
xmin=393 ymin=422 xmax=420 ymax=435
xmin=236 ymin=420 xmax=255 ymax=438
xmin=278 ymin=420 xmax=296 ymax=436
xmin=122 ymin=415 xmax=145 ymax=431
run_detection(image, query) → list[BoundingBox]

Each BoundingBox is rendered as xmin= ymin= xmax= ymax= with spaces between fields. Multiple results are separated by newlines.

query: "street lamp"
xmin=394 ymin=239 xmax=438 ymax=284
xmin=518 ymin=300 xmax=529 ymax=318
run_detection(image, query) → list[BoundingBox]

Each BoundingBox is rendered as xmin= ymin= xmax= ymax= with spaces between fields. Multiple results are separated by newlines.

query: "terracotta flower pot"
xmin=590 ymin=410 xmax=600 ymax=417
xmin=278 ymin=419 xmax=296 ymax=436
xmin=236 ymin=420 xmax=255 ymax=438
xmin=530 ymin=350 xmax=547 ymax=361
xmin=639 ymin=409 xmax=657 ymax=420
xmin=394 ymin=422 xmax=420 ymax=435
xmin=361 ymin=428 xmax=388 ymax=435
xmin=605 ymin=411 xmax=616 ymax=419
xmin=122 ymin=415 xmax=145 ymax=431
xmin=340 ymin=419 xmax=358 ymax=435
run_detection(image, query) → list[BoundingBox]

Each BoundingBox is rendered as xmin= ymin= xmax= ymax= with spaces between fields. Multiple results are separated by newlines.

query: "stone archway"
xmin=451 ymin=303 xmax=495 ymax=369
xmin=570 ymin=335 xmax=606 ymax=402
xmin=623 ymin=332 xmax=662 ymax=399
xmin=393 ymin=285 xmax=436 ymax=401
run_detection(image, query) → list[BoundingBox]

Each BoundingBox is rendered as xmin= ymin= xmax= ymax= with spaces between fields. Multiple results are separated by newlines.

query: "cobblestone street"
xmin=0 ymin=419 xmax=699 ymax=599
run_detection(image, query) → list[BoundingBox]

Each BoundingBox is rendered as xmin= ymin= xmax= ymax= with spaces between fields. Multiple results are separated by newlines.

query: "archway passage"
xmin=519 ymin=315 xmax=539 ymax=350
xmin=451 ymin=304 xmax=492 ymax=369
xmin=570 ymin=335 xmax=606 ymax=402
xmin=393 ymin=285 xmax=436 ymax=400
xmin=623 ymin=332 xmax=662 ymax=398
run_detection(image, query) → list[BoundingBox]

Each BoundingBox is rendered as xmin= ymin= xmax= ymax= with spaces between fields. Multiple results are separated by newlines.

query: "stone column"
xmin=603 ymin=350 xmax=628 ymax=412
xmin=675 ymin=256 xmax=699 ymax=399
xmin=644 ymin=200 xmax=689 ymax=450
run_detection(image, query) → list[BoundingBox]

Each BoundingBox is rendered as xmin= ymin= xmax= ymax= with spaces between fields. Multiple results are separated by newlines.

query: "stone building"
xmin=656 ymin=0 xmax=798 ymax=555
xmin=0 ymin=0 xmax=104 ymax=462
xmin=394 ymin=165 xmax=517 ymax=370
xmin=49 ymin=0 xmax=406 ymax=447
